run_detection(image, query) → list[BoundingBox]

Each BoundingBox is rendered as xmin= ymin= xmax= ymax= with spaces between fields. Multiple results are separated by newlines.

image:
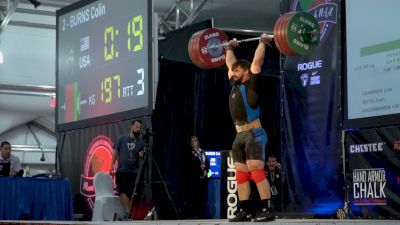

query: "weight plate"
xmin=193 ymin=30 xmax=209 ymax=68
xmin=273 ymin=14 xmax=286 ymax=55
xmin=281 ymin=12 xmax=297 ymax=56
xmin=197 ymin=28 xmax=228 ymax=68
xmin=285 ymin=11 xmax=320 ymax=55
xmin=189 ymin=30 xmax=207 ymax=68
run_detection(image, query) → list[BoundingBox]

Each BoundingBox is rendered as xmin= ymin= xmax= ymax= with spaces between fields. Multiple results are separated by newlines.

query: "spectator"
xmin=0 ymin=141 xmax=22 ymax=176
xmin=182 ymin=136 xmax=209 ymax=219
xmin=266 ymin=155 xmax=282 ymax=211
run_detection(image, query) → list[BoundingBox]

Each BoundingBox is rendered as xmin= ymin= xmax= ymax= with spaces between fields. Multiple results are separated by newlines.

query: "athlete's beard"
xmin=230 ymin=77 xmax=241 ymax=85
xmin=131 ymin=130 xmax=140 ymax=138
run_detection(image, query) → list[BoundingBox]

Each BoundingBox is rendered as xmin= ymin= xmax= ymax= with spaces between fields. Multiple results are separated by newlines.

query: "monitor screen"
xmin=56 ymin=0 xmax=152 ymax=131
xmin=344 ymin=0 xmax=400 ymax=128
xmin=205 ymin=150 xmax=221 ymax=179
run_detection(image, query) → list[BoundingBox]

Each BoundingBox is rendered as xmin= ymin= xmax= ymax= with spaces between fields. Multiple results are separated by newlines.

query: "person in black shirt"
xmin=182 ymin=136 xmax=210 ymax=219
xmin=110 ymin=119 xmax=145 ymax=218
xmin=225 ymin=33 xmax=275 ymax=222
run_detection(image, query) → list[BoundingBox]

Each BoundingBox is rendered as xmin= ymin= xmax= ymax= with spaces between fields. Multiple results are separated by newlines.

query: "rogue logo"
xmin=297 ymin=60 xmax=323 ymax=71
xmin=226 ymin=155 xmax=238 ymax=219
xmin=290 ymin=0 xmax=338 ymax=45
xmin=80 ymin=135 xmax=115 ymax=209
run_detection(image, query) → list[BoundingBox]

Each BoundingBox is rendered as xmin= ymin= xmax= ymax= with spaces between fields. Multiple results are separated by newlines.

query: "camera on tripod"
xmin=142 ymin=129 xmax=155 ymax=143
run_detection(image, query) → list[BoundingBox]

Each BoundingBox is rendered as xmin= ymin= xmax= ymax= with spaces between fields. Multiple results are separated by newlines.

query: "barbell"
xmin=188 ymin=11 xmax=321 ymax=69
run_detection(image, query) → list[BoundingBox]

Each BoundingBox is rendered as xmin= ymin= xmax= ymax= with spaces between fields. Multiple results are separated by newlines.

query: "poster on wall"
xmin=281 ymin=0 xmax=343 ymax=215
xmin=346 ymin=126 xmax=400 ymax=218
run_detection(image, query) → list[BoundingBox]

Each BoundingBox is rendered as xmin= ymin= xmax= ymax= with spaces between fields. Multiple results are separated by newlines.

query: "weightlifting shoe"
xmin=228 ymin=209 xmax=252 ymax=222
xmin=252 ymin=208 xmax=275 ymax=222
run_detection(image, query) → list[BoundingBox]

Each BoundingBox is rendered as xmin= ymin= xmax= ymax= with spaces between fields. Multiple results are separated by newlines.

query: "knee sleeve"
xmin=251 ymin=169 xmax=266 ymax=184
xmin=236 ymin=171 xmax=251 ymax=184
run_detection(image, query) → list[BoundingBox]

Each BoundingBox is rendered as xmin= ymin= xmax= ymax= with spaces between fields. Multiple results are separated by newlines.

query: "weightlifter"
xmin=225 ymin=33 xmax=275 ymax=222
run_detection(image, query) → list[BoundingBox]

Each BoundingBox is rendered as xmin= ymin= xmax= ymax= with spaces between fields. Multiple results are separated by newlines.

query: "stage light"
xmin=40 ymin=152 xmax=46 ymax=161
xmin=28 ymin=0 xmax=41 ymax=8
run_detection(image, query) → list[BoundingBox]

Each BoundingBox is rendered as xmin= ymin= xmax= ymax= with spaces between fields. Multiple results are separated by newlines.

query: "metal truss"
xmin=157 ymin=0 xmax=208 ymax=35
xmin=0 ymin=0 xmax=71 ymax=33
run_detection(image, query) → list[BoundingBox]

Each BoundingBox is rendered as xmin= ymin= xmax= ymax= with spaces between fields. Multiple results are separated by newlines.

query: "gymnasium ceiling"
xmin=0 ymin=0 xmax=280 ymax=137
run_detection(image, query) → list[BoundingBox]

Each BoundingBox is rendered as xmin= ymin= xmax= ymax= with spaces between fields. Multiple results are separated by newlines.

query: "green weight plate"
xmin=285 ymin=11 xmax=320 ymax=55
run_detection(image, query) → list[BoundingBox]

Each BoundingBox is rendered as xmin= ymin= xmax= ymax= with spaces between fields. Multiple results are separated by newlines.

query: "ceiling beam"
xmin=0 ymin=83 xmax=55 ymax=96
xmin=21 ymin=0 xmax=69 ymax=8
xmin=0 ymin=90 xmax=53 ymax=97
xmin=180 ymin=0 xmax=208 ymax=28
xmin=8 ymin=20 xmax=55 ymax=29
xmin=0 ymin=6 xmax=55 ymax=16
xmin=0 ymin=0 xmax=20 ymax=34
xmin=29 ymin=120 xmax=55 ymax=137
xmin=0 ymin=83 xmax=55 ymax=92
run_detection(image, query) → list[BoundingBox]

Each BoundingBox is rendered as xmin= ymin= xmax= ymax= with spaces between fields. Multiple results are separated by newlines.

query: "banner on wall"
xmin=281 ymin=0 xmax=343 ymax=215
xmin=346 ymin=126 xmax=400 ymax=218
xmin=57 ymin=116 xmax=152 ymax=215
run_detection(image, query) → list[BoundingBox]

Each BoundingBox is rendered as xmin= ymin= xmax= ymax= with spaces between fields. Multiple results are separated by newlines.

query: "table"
xmin=0 ymin=177 xmax=73 ymax=220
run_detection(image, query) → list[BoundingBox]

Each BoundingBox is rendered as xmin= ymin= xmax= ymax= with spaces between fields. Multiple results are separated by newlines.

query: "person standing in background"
xmin=266 ymin=155 xmax=282 ymax=212
xmin=110 ymin=120 xmax=145 ymax=218
xmin=182 ymin=136 xmax=209 ymax=219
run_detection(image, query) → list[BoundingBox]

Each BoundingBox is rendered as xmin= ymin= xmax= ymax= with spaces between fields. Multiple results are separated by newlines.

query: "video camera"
xmin=142 ymin=129 xmax=155 ymax=142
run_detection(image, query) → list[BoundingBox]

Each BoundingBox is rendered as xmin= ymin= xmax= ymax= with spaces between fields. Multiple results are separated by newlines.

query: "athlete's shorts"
xmin=116 ymin=171 xmax=137 ymax=198
xmin=231 ymin=127 xmax=268 ymax=163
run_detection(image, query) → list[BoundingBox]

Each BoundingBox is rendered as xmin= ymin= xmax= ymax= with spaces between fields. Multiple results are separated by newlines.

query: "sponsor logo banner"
xmin=349 ymin=142 xmax=385 ymax=154
xmin=353 ymin=168 xmax=387 ymax=206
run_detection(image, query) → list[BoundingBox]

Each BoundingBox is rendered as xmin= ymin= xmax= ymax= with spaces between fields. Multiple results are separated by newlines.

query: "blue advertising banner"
xmin=281 ymin=0 xmax=343 ymax=215
xmin=346 ymin=126 xmax=400 ymax=219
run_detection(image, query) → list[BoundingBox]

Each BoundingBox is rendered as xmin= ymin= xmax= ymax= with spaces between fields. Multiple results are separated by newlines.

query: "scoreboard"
xmin=56 ymin=0 xmax=152 ymax=131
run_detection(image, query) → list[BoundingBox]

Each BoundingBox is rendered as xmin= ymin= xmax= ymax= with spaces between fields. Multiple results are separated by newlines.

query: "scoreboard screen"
xmin=56 ymin=0 xmax=152 ymax=131
xmin=205 ymin=150 xmax=221 ymax=179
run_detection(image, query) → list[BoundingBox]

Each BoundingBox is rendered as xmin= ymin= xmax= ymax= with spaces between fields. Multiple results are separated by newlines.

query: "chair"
xmin=92 ymin=172 xmax=124 ymax=221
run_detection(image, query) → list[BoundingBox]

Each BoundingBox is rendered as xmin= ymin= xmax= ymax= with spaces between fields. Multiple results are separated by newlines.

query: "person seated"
xmin=0 ymin=141 xmax=22 ymax=176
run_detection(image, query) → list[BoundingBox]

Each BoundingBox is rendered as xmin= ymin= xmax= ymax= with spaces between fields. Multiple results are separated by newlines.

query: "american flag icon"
xmin=80 ymin=36 xmax=90 ymax=51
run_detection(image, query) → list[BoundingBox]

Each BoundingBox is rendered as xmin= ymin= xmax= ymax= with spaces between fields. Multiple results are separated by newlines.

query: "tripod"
xmin=127 ymin=130 xmax=180 ymax=220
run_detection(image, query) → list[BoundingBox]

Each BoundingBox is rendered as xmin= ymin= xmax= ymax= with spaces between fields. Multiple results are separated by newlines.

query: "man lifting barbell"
xmin=225 ymin=33 xmax=275 ymax=222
